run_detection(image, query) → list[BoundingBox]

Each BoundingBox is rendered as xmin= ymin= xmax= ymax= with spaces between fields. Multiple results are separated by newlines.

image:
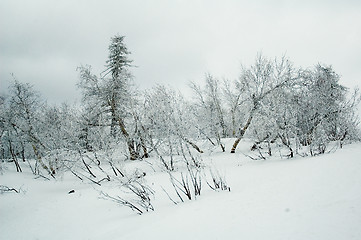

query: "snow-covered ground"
xmin=1 ymin=140 xmax=361 ymax=240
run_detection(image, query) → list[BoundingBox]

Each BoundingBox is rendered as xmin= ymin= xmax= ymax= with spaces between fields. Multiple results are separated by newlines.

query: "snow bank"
xmin=1 ymin=142 xmax=361 ymax=240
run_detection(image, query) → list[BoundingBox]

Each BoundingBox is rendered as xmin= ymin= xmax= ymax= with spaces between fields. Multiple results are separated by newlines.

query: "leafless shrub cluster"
xmin=167 ymin=166 xmax=202 ymax=203
xmin=100 ymin=174 xmax=154 ymax=215
xmin=206 ymin=170 xmax=230 ymax=192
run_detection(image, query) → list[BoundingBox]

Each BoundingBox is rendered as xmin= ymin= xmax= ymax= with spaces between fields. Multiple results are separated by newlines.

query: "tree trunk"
xmin=135 ymin=117 xmax=149 ymax=159
xmin=182 ymin=136 xmax=203 ymax=153
xmin=140 ymin=136 xmax=149 ymax=158
xmin=116 ymin=117 xmax=139 ymax=160
xmin=110 ymin=114 xmax=117 ymax=138
xmin=32 ymin=144 xmax=55 ymax=177
xmin=231 ymin=113 xmax=254 ymax=153
xmin=215 ymin=132 xmax=225 ymax=152
xmin=279 ymin=133 xmax=294 ymax=158
xmin=127 ymin=139 xmax=139 ymax=160
xmin=231 ymin=110 xmax=236 ymax=137
xmin=231 ymin=138 xmax=241 ymax=154
xmin=8 ymin=140 xmax=22 ymax=172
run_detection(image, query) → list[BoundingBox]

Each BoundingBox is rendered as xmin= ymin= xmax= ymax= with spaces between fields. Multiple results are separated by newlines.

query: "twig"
xmin=161 ymin=186 xmax=178 ymax=205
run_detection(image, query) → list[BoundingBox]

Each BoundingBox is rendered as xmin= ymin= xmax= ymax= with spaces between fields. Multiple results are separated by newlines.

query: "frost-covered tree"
xmin=230 ymin=55 xmax=297 ymax=153
xmin=78 ymin=35 xmax=142 ymax=160
xmin=1 ymin=80 xmax=85 ymax=175
xmin=223 ymin=79 xmax=243 ymax=137
xmin=103 ymin=35 xmax=133 ymax=138
xmin=295 ymin=64 xmax=360 ymax=154
xmin=190 ymin=74 xmax=227 ymax=152
xmin=142 ymin=85 xmax=203 ymax=169
xmin=239 ymin=61 xmax=360 ymax=157
xmin=2 ymin=80 xmax=56 ymax=175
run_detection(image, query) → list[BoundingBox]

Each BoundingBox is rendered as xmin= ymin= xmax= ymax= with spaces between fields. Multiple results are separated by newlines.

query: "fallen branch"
xmin=0 ymin=185 xmax=19 ymax=193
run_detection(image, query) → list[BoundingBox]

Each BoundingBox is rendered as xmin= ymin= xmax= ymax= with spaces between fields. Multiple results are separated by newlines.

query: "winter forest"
xmin=1 ymin=35 xmax=361 ymax=239
xmin=2 ymin=35 xmax=360 ymax=171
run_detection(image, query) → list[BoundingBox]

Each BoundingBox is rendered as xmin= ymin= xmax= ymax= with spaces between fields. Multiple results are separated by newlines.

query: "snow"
xmin=1 ymin=140 xmax=361 ymax=240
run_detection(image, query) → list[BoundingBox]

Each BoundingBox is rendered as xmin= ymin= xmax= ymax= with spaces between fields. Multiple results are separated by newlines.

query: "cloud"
xmin=1 ymin=0 xmax=360 ymax=103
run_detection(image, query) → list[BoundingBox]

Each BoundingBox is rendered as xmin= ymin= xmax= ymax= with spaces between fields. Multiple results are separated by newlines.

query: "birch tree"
xmin=230 ymin=55 xmax=297 ymax=153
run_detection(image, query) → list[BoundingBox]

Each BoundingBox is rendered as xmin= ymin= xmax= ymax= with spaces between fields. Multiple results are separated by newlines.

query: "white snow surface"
xmin=1 ymin=140 xmax=361 ymax=240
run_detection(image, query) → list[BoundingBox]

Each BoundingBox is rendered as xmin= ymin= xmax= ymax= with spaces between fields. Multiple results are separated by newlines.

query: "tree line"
xmin=1 ymin=34 xmax=360 ymax=176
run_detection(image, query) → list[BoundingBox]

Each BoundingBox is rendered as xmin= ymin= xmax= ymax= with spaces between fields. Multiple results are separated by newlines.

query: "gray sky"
xmin=1 ymin=0 xmax=361 ymax=104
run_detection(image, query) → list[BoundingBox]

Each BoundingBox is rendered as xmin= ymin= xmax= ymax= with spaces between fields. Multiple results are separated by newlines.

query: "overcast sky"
xmin=1 ymin=0 xmax=361 ymax=104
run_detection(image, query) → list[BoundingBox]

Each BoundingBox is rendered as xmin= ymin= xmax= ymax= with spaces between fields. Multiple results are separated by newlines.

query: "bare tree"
xmin=230 ymin=55 xmax=297 ymax=153
xmin=190 ymin=74 xmax=226 ymax=152
xmin=295 ymin=64 xmax=360 ymax=154
xmin=5 ymin=80 xmax=55 ymax=176
xmin=143 ymin=85 xmax=203 ymax=157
